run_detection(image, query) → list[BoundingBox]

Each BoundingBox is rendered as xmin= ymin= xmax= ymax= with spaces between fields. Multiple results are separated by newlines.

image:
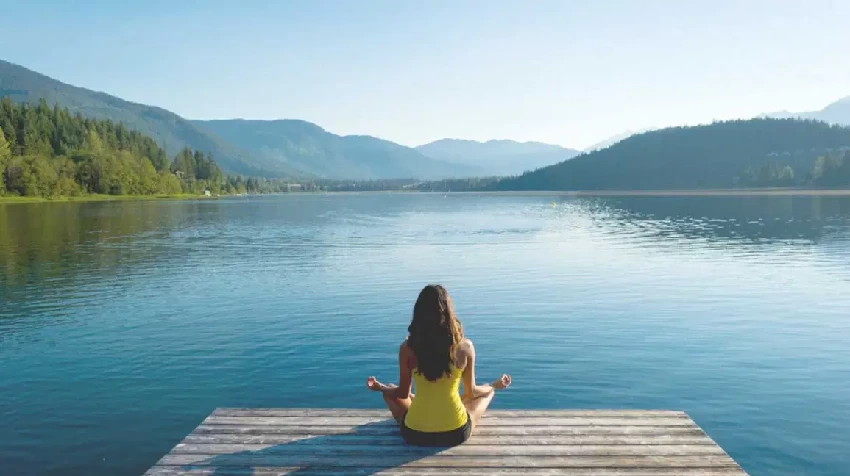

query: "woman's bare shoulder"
xmin=458 ymin=337 xmax=475 ymax=354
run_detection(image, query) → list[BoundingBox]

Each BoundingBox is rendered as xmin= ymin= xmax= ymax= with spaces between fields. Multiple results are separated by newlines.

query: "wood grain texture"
xmin=168 ymin=443 xmax=727 ymax=456
xmin=155 ymin=454 xmax=740 ymax=467
xmin=146 ymin=468 xmax=746 ymax=476
xmin=143 ymin=408 xmax=748 ymax=475
xmin=203 ymin=416 xmax=697 ymax=427
xmin=192 ymin=425 xmax=708 ymax=437
xmin=181 ymin=434 xmax=717 ymax=445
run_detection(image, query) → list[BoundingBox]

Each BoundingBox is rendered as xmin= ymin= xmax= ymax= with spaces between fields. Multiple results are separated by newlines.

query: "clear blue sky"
xmin=2 ymin=0 xmax=849 ymax=149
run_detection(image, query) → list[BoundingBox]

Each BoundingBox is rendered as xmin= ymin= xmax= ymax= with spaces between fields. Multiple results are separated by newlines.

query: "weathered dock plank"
xmin=192 ymin=425 xmax=707 ymax=437
xmin=144 ymin=409 xmax=747 ymax=475
xmin=146 ymin=469 xmax=746 ymax=476
xmin=212 ymin=409 xmax=689 ymax=418
xmin=181 ymin=434 xmax=717 ymax=445
xmin=203 ymin=416 xmax=696 ymax=427
xmin=168 ymin=443 xmax=728 ymax=456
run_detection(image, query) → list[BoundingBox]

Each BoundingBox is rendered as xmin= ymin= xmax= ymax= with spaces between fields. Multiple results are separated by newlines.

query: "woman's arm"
xmin=367 ymin=341 xmax=413 ymax=400
xmin=461 ymin=339 xmax=499 ymax=400
xmin=387 ymin=341 xmax=413 ymax=399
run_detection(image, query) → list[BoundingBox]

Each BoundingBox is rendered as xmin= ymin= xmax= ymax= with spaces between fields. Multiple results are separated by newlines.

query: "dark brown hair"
xmin=407 ymin=284 xmax=464 ymax=381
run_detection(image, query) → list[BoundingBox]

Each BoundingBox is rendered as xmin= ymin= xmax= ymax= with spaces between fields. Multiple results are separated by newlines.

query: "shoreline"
xmin=0 ymin=194 xmax=220 ymax=204
xmin=292 ymin=188 xmax=850 ymax=197
xmin=466 ymin=188 xmax=850 ymax=197
xmin=3 ymin=188 xmax=850 ymax=203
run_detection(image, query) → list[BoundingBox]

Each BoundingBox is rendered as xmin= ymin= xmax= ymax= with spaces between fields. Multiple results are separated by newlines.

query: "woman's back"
xmin=404 ymin=363 xmax=468 ymax=432
xmin=365 ymin=284 xmax=510 ymax=446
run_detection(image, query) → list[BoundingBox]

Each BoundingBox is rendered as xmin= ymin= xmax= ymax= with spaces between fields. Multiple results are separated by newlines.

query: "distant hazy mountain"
xmin=763 ymin=96 xmax=850 ymax=125
xmin=193 ymin=120 xmax=480 ymax=180
xmin=1 ymin=59 xmax=480 ymax=180
xmin=494 ymin=118 xmax=850 ymax=191
xmin=415 ymin=139 xmax=579 ymax=176
xmin=0 ymin=59 xmax=295 ymax=177
xmin=584 ymin=130 xmax=646 ymax=151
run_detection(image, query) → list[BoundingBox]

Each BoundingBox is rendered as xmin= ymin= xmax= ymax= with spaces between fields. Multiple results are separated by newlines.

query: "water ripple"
xmin=1 ymin=194 xmax=849 ymax=475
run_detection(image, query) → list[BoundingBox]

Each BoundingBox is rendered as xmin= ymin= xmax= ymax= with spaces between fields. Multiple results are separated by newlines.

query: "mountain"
xmin=0 ymin=59 xmax=297 ymax=177
xmin=0 ymin=59 xmax=473 ymax=180
xmin=584 ymin=130 xmax=646 ymax=152
xmin=193 ymin=119 xmax=479 ymax=180
xmin=493 ymin=118 xmax=850 ymax=191
xmin=763 ymin=96 xmax=850 ymax=125
xmin=415 ymin=139 xmax=579 ymax=176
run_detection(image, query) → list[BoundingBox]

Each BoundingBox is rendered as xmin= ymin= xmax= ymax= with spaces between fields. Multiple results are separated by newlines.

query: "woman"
xmin=366 ymin=284 xmax=511 ymax=446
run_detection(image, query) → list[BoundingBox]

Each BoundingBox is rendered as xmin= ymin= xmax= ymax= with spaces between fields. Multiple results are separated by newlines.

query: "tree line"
xmin=493 ymin=119 xmax=850 ymax=191
xmin=307 ymin=177 xmax=503 ymax=192
xmin=12 ymin=101 xmax=850 ymax=198
xmin=0 ymin=98 xmax=227 ymax=198
xmin=208 ymin=177 xmax=504 ymax=194
xmin=734 ymin=150 xmax=850 ymax=187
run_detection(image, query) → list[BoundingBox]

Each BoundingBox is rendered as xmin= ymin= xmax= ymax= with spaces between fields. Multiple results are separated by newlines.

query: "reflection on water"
xmin=1 ymin=194 xmax=849 ymax=476
xmin=592 ymin=195 xmax=850 ymax=244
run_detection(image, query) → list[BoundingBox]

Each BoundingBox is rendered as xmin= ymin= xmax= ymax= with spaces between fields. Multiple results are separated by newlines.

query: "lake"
xmin=1 ymin=193 xmax=849 ymax=476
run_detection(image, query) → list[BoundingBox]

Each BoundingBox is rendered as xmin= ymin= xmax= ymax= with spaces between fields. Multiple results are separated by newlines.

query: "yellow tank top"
xmin=404 ymin=364 xmax=469 ymax=432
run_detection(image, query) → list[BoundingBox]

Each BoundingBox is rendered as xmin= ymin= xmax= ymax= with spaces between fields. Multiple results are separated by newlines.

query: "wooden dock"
xmin=144 ymin=408 xmax=747 ymax=475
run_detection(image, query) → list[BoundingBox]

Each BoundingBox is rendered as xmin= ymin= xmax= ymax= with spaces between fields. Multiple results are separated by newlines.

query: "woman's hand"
xmin=464 ymin=374 xmax=511 ymax=401
xmin=366 ymin=376 xmax=384 ymax=391
xmin=492 ymin=374 xmax=511 ymax=390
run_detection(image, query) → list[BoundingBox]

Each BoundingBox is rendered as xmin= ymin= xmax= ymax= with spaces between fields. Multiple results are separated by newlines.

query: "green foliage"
xmin=810 ymin=152 xmax=850 ymax=187
xmin=411 ymin=177 xmax=502 ymax=192
xmin=0 ymin=125 xmax=9 ymax=196
xmin=0 ymin=125 xmax=10 ymax=160
xmin=0 ymin=98 xmax=226 ymax=198
xmin=495 ymin=119 xmax=850 ymax=191
xmin=1 ymin=59 xmax=294 ymax=177
xmin=739 ymin=162 xmax=797 ymax=187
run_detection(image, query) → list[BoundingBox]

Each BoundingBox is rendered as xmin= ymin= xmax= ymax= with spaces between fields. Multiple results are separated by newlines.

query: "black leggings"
xmin=400 ymin=412 xmax=472 ymax=447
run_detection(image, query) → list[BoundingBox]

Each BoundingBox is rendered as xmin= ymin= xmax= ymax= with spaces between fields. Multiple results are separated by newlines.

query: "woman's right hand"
xmin=492 ymin=374 xmax=511 ymax=390
xmin=366 ymin=376 xmax=383 ymax=391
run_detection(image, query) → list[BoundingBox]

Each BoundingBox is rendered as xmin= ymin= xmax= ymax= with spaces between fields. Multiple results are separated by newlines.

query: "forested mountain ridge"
xmin=3 ymin=59 xmax=479 ymax=180
xmin=415 ymin=138 xmax=579 ymax=176
xmin=193 ymin=119 xmax=481 ymax=180
xmin=493 ymin=118 xmax=850 ymax=191
xmin=0 ymin=97 xmax=235 ymax=197
xmin=0 ymin=59 xmax=298 ymax=177
xmin=9 ymin=59 xmax=850 ymax=187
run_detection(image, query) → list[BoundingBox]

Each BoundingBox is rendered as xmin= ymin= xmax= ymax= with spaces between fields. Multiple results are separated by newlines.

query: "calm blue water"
xmin=1 ymin=193 xmax=849 ymax=475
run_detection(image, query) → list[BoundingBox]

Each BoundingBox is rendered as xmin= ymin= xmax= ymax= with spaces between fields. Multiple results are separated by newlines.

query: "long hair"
xmin=407 ymin=284 xmax=464 ymax=381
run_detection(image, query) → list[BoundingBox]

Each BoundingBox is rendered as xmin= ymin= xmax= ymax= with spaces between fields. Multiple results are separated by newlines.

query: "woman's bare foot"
xmin=492 ymin=374 xmax=511 ymax=390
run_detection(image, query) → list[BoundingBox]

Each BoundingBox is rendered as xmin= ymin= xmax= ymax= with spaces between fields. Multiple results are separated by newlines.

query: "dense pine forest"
xmin=0 ymin=98 xmax=230 ymax=198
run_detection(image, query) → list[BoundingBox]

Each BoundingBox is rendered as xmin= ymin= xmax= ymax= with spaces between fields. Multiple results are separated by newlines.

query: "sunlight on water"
xmin=1 ymin=194 xmax=849 ymax=475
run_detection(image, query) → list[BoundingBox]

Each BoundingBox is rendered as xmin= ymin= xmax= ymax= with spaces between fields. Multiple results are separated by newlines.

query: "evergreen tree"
xmin=0 ymin=98 xmax=229 ymax=198
xmin=0 ymin=125 xmax=10 ymax=161
xmin=0 ymin=125 xmax=9 ymax=195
